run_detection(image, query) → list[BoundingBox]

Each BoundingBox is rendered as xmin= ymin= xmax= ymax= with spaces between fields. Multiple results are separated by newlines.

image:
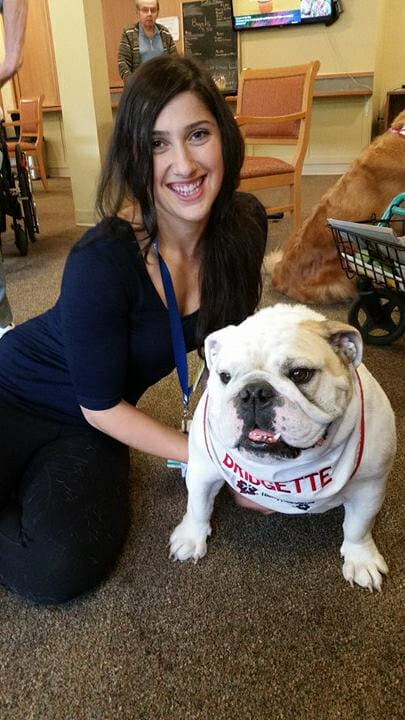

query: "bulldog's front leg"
xmin=341 ymin=479 xmax=388 ymax=592
xmin=170 ymin=472 xmax=224 ymax=563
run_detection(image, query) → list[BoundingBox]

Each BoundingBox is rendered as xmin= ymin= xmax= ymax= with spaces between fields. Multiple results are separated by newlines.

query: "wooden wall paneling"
xmin=101 ymin=0 xmax=135 ymax=90
xmin=14 ymin=0 xmax=60 ymax=109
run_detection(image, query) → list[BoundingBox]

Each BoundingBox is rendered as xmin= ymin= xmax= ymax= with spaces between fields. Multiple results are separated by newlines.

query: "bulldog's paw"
xmin=169 ymin=514 xmax=212 ymax=563
xmin=340 ymin=538 xmax=388 ymax=592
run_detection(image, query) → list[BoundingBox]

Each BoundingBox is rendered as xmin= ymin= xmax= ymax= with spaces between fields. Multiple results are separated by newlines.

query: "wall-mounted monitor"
xmin=232 ymin=0 xmax=333 ymax=31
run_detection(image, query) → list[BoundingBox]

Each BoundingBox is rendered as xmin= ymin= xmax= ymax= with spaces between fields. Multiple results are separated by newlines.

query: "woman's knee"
xmin=41 ymin=529 xmax=130 ymax=604
xmin=1 ymin=431 xmax=131 ymax=604
xmin=2 ymin=508 xmax=131 ymax=605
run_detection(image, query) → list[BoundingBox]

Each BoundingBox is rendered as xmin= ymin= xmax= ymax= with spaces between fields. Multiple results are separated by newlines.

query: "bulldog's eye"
xmin=289 ymin=368 xmax=315 ymax=385
xmin=219 ymin=371 xmax=231 ymax=385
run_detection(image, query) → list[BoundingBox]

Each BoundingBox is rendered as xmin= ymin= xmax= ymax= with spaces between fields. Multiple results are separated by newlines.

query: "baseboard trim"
xmin=303 ymin=163 xmax=351 ymax=175
xmin=50 ymin=163 xmax=350 ymax=181
xmin=47 ymin=166 xmax=70 ymax=178
xmin=74 ymin=210 xmax=96 ymax=227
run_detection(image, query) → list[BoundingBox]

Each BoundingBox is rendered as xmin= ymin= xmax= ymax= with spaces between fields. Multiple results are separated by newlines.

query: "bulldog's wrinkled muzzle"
xmin=236 ymin=380 xmax=299 ymax=457
xmin=237 ymin=381 xmax=282 ymax=445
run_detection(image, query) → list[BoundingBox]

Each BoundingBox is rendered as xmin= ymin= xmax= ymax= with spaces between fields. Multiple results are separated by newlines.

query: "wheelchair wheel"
xmin=15 ymin=145 xmax=38 ymax=242
xmin=14 ymin=224 xmax=28 ymax=257
xmin=348 ymin=287 xmax=405 ymax=345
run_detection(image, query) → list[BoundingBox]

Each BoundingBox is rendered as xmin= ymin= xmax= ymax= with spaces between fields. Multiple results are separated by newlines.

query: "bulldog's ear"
xmin=321 ymin=320 xmax=363 ymax=367
xmin=204 ymin=326 xmax=236 ymax=371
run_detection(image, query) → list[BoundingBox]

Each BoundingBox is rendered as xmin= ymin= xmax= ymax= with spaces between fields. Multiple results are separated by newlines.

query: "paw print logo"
xmin=237 ymin=480 xmax=258 ymax=496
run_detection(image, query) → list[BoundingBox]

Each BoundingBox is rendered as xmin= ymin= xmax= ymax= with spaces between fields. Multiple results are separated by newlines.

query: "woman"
xmin=0 ymin=56 xmax=268 ymax=604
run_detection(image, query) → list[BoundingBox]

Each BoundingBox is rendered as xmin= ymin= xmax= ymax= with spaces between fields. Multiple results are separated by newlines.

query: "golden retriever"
xmin=266 ymin=110 xmax=405 ymax=303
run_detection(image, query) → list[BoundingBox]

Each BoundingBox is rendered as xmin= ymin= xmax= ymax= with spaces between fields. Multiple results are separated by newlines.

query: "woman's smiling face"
xmin=151 ymin=91 xmax=224 ymax=234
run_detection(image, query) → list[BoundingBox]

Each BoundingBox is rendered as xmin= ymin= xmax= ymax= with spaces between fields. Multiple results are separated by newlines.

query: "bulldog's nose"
xmin=238 ymin=381 xmax=275 ymax=406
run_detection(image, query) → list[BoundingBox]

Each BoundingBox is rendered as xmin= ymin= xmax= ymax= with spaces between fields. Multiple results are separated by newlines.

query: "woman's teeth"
xmin=171 ymin=179 xmax=203 ymax=196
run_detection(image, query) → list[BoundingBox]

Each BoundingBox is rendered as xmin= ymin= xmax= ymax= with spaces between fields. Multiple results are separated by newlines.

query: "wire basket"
xmin=330 ymin=217 xmax=405 ymax=293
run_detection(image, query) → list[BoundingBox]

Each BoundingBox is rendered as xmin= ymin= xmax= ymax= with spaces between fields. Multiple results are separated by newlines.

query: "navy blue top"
xmin=0 ymin=195 xmax=267 ymax=426
xmin=0 ymin=217 xmax=199 ymax=425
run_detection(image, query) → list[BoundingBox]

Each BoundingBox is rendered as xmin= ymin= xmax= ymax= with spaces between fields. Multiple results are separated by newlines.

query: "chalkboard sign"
xmin=182 ymin=0 xmax=238 ymax=95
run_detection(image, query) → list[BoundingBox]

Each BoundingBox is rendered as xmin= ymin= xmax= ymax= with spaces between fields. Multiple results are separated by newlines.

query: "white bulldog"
xmin=170 ymin=304 xmax=396 ymax=591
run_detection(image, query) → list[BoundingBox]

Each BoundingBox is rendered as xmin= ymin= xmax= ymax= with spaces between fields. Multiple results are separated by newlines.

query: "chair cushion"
xmin=240 ymin=156 xmax=294 ymax=179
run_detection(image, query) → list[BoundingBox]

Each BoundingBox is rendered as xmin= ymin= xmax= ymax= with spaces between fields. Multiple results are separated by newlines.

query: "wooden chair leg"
xmin=35 ymin=151 xmax=49 ymax=192
xmin=291 ymin=178 xmax=302 ymax=231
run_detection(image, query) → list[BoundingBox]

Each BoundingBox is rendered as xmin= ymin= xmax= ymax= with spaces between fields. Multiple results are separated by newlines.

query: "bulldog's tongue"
xmin=248 ymin=428 xmax=281 ymax=444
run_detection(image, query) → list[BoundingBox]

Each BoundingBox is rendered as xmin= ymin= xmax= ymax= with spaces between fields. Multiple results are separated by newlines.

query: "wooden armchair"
xmin=235 ymin=61 xmax=320 ymax=230
xmin=6 ymin=95 xmax=48 ymax=191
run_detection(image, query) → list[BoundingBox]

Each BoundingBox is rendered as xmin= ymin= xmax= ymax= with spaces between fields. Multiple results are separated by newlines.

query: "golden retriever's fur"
xmin=266 ymin=110 xmax=405 ymax=303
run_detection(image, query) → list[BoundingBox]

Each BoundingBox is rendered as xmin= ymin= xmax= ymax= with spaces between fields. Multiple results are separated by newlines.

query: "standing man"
xmin=118 ymin=1 xmax=177 ymax=85
xmin=0 ymin=0 xmax=28 ymax=337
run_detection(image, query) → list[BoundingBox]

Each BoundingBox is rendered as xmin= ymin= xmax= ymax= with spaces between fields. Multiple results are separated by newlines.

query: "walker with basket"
xmin=329 ymin=193 xmax=405 ymax=345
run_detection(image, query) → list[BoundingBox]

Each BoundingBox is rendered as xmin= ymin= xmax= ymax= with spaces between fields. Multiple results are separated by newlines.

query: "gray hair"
xmin=135 ymin=1 xmax=159 ymax=10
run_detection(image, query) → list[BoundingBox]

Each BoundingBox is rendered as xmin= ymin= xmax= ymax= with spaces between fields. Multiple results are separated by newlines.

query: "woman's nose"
xmin=171 ymin=143 xmax=196 ymax=176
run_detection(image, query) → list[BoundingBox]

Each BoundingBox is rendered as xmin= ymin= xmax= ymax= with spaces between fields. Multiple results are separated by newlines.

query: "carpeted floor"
xmin=0 ymin=177 xmax=403 ymax=720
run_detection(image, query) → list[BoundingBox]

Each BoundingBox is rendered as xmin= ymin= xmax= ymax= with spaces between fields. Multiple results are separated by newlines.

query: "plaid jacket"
xmin=118 ymin=22 xmax=177 ymax=84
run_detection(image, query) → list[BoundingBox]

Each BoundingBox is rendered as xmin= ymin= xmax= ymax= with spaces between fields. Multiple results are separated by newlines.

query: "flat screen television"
xmin=232 ymin=0 xmax=334 ymax=31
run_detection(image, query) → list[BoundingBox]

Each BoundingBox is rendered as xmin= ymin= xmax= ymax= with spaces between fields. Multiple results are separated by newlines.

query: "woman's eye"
xmin=190 ymin=129 xmax=209 ymax=143
xmin=289 ymin=368 xmax=315 ymax=385
xmin=219 ymin=371 xmax=231 ymax=385
xmin=151 ymin=139 xmax=166 ymax=153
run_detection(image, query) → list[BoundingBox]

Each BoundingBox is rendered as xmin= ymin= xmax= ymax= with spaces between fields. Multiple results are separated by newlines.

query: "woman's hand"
xmin=229 ymin=488 xmax=275 ymax=515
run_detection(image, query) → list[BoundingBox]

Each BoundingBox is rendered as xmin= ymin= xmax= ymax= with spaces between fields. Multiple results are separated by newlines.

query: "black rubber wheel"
xmin=348 ymin=287 xmax=405 ymax=345
xmin=15 ymin=145 xmax=38 ymax=242
xmin=14 ymin=224 xmax=29 ymax=256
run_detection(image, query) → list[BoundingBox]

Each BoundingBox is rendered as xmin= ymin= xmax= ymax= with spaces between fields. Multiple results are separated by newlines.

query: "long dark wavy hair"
xmin=97 ymin=55 xmax=266 ymax=352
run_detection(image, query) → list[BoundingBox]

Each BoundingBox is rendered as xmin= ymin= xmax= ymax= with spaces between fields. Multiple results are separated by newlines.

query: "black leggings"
xmin=0 ymin=399 xmax=130 ymax=605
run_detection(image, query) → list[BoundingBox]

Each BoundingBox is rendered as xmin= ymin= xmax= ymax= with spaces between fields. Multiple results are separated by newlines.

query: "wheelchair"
xmin=0 ymin=119 xmax=39 ymax=257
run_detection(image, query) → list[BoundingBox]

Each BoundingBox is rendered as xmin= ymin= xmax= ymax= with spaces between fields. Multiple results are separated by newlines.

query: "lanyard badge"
xmin=153 ymin=239 xmax=192 ymax=419
xmin=153 ymin=239 xmax=204 ymax=473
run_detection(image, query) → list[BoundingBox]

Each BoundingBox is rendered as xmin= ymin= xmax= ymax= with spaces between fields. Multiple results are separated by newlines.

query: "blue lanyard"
xmin=153 ymin=239 xmax=192 ymax=409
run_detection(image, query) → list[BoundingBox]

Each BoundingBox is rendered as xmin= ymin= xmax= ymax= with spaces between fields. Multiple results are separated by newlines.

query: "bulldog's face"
xmin=204 ymin=304 xmax=362 ymax=461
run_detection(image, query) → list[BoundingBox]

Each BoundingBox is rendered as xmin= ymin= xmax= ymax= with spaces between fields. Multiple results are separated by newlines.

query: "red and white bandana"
xmin=203 ymin=371 xmax=365 ymax=514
